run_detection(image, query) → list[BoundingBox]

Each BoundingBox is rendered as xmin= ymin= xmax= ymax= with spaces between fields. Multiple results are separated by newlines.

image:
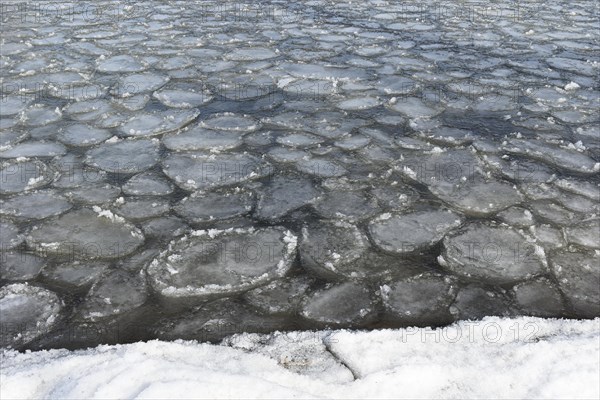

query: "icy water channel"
xmin=0 ymin=1 xmax=598 ymax=350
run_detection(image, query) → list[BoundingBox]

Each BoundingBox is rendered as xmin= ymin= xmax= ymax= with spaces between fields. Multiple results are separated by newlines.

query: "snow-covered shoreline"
xmin=2 ymin=317 xmax=598 ymax=399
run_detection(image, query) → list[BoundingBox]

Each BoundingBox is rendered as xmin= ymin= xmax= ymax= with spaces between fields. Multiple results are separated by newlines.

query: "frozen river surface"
xmin=0 ymin=0 xmax=598 ymax=350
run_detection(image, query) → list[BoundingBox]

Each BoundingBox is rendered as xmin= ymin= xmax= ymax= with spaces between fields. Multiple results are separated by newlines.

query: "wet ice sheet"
xmin=0 ymin=0 xmax=599 ymax=350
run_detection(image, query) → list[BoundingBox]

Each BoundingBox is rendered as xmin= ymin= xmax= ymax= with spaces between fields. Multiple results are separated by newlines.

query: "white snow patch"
xmin=91 ymin=206 xmax=125 ymax=223
xmin=1 ymin=317 xmax=597 ymax=399
xmin=564 ymin=81 xmax=581 ymax=91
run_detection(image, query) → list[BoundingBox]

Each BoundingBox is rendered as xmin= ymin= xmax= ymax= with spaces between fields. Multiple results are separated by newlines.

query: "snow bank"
xmin=1 ymin=317 xmax=598 ymax=399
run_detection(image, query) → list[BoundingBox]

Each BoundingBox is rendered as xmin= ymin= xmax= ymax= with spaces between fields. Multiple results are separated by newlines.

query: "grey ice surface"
xmin=0 ymin=0 xmax=598 ymax=350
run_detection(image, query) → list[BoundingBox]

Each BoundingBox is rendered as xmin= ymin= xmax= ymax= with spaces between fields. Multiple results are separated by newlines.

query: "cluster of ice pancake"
xmin=1 ymin=0 xmax=598 ymax=350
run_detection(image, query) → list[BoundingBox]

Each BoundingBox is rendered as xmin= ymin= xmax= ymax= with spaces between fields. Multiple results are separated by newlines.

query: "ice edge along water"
xmin=1 ymin=317 xmax=598 ymax=400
